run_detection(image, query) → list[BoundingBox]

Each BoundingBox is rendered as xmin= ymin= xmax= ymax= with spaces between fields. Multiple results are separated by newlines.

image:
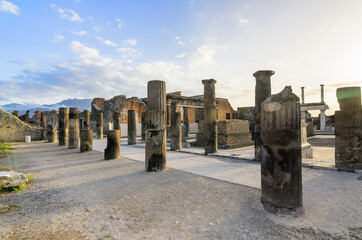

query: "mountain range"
xmin=0 ymin=99 xmax=92 ymax=116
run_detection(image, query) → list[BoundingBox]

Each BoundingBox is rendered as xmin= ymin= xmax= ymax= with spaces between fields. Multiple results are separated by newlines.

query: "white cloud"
xmin=189 ymin=44 xmax=216 ymax=67
xmin=94 ymin=35 xmax=117 ymax=47
xmin=116 ymin=18 xmax=124 ymax=30
xmin=0 ymin=0 xmax=20 ymax=15
xmin=52 ymin=4 xmax=84 ymax=22
xmin=53 ymin=34 xmax=65 ymax=43
xmin=70 ymin=30 xmax=87 ymax=36
xmin=176 ymin=52 xmax=186 ymax=58
xmin=117 ymin=47 xmax=142 ymax=58
xmin=237 ymin=15 xmax=249 ymax=26
xmin=175 ymin=36 xmax=186 ymax=45
xmin=123 ymin=38 xmax=137 ymax=46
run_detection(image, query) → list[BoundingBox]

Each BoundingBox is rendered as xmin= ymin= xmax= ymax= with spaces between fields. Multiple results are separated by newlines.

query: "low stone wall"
xmin=0 ymin=109 xmax=44 ymax=142
xmin=194 ymin=119 xmax=253 ymax=149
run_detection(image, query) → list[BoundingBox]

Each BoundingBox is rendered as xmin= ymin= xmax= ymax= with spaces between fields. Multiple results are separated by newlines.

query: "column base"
xmin=262 ymin=202 xmax=304 ymax=216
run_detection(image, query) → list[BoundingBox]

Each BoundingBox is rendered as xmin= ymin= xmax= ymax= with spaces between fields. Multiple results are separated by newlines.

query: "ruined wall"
xmin=124 ymin=97 xmax=146 ymax=123
xmin=217 ymin=98 xmax=237 ymax=120
xmin=0 ymin=109 xmax=44 ymax=142
xmin=44 ymin=110 xmax=58 ymax=128
xmin=90 ymin=98 xmax=105 ymax=132
xmin=237 ymin=106 xmax=255 ymax=140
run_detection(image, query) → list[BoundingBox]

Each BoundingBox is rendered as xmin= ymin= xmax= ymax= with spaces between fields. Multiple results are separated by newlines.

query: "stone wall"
xmin=0 ymin=109 xmax=44 ymax=142
xmin=194 ymin=119 xmax=253 ymax=149
xmin=44 ymin=110 xmax=58 ymax=128
xmin=237 ymin=106 xmax=255 ymax=140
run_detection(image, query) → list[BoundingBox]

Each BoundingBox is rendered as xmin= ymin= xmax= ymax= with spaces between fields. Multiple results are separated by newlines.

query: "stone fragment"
xmin=0 ymin=171 xmax=28 ymax=190
xmin=80 ymin=129 xmax=93 ymax=152
xmin=260 ymin=86 xmax=303 ymax=215
xmin=59 ymin=108 xmax=69 ymax=146
xmin=202 ymin=79 xmax=218 ymax=154
xmin=47 ymin=124 xmax=57 ymax=143
xmin=170 ymin=102 xmax=182 ymax=150
xmin=104 ymin=130 xmax=120 ymax=160
xmin=128 ymin=110 xmax=136 ymax=145
xmin=145 ymin=80 xmax=167 ymax=171
xmin=96 ymin=112 xmax=103 ymax=139
xmin=68 ymin=107 xmax=79 ymax=149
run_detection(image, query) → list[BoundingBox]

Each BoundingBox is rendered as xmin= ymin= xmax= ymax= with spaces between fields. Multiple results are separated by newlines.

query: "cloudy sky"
xmin=1 ymin=0 xmax=361 ymax=115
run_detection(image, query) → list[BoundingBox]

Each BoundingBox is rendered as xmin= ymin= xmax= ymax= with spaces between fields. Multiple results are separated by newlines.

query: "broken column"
xmin=170 ymin=102 xmax=182 ymax=150
xmin=128 ymin=110 xmax=136 ymax=145
xmin=301 ymin=110 xmax=313 ymax=158
xmin=145 ymin=80 xmax=167 ymax=172
xmin=96 ymin=112 xmax=103 ymax=139
xmin=183 ymin=107 xmax=189 ymax=138
xmin=335 ymin=87 xmax=362 ymax=171
xmin=254 ymin=70 xmax=274 ymax=161
xmin=113 ymin=109 xmax=121 ymax=140
xmin=83 ymin=110 xmax=90 ymax=129
xmin=80 ymin=129 xmax=93 ymax=152
xmin=141 ymin=112 xmax=146 ymax=141
xmin=68 ymin=108 xmax=79 ymax=149
xmin=202 ymin=79 xmax=218 ymax=154
xmin=59 ymin=108 xmax=69 ymax=146
xmin=260 ymin=86 xmax=303 ymax=215
xmin=104 ymin=130 xmax=120 ymax=160
xmin=47 ymin=124 xmax=57 ymax=143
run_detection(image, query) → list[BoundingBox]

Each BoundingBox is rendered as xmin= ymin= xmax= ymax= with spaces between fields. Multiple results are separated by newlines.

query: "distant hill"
xmin=0 ymin=98 xmax=92 ymax=116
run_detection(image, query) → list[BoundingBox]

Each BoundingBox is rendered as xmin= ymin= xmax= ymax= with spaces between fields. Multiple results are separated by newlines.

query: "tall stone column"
xmin=254 ymin=70 xmax=274 ymax=161
xmin=145 ymin=80 xmax=166 ymax=172
xmin=80 ymin=129 xmax=93 ymax=152
xmin=170 ymin=102 xmax=182 ymax=150
xmin=113 ymin=109 xmax=121 ymax=140
xmin=83 ymin=110 xmax=90 ymax=129
xmin=183 ymin=107 xmax=189 ymax=138
xmin=47 ymin=125 xmax=57 ymax=143
xmin=301 ymin=87 xmax=305 ymax=104
xmin=335 ymin=87 xmax=362 ymax=171
xmin=68 ymin=108 xmax=79 ymax=149
xmin=104 ymin=130 xmax=120 ymax=160
xmin=320 ymin=110 xmax=326 ymax=131
xmin=320 ymin=84 xmax=325 ymax=103
xmin=202 ymin=79 xmax=217 ymax=154
xmin=59 ymin=108 xmax=69 ymax=146
xmin=141 ymin=112 xmax=146 ymax=141
xmin=128 ymin=110 xmax=137 ymax=145
xmin=96 ymin=112 xmax=103 ymax=139
xmin=260 ymin=86 xmax=303 ymax=215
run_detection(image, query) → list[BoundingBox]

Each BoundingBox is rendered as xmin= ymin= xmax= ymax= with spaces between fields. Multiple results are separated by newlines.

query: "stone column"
xmin=80 ymin=129 xmax=93 ymax=152
xmin=96 ymin=112 xmax=103 ymax=139
xmin=260 ymin=86 xmax=303 ymax=215
xmin=59 ymin=108 xmax=69 ymax=146
xmin=83 ymin=110 xmax=90 ymax=129
xmin=104 ymin=130 xmax=120 ymax=160
xmin=128 ymin=110 xmax=137 ymax=145
xmin=171 ymin=102 xmax=182 ymax=150
xmin=301 ymin=87 xmax=305 ymax=104
xmin=47 ymin=124 xmax=57 ymax=143
xmin=145 ymin=80 xmax=166 ymax=172
xmin=183 ymin=107 xmax=189 ymax=138
xmin=335 ymin=87 xmax=362 ymax=171
xmin=141 ymin=112 xmax=146 ymax=141
xmin=68 ymin=108 xmax=79 ymax=149
xmin=320 ymin=84 xmax=325 ymax=103
xmin=320 ymin=110 xmax=326 ymax=131
xmin=113 ymin=110 xmax=121 ymax=140
xmin=202 ymin=79 xmax=218 ymax=154
xmin=254 ymin=70 xmax=274 ymax=161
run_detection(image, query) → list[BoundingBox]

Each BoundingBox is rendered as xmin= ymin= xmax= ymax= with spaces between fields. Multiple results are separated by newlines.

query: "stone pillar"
xmin=320 ymin=110 xmax=326 ymax=131
xmin=83 ymin=110 xmax=90 ymax=129
xmin=320 ymin=84 xmax=325 ymax=103
xmin=183 ymin=107 xmax=189 ymax=138
xmin=59 ymin=108 xmax=69 ymax=146
xmin=254 ymin=70 xmax=274 ymax=161
xmin=260 ymin=86 xmax=303 ymax=215
xmin=170 ymin=102 xmax=182 ymax=150
xmin=301 ymin=87 xmax=305 ymax=104
xmin=113 ymin=110 xmax=121 ymax=140
xmin=145 ymin=80 xmax=166 ymax=172
xmin=68 ymin=108 xmax=79 ymax=149
xmin=104 ymin=130 xmax=120 ymax=160
xmin=141 ymin=112 xmax=146 ymax=141
xmin=80 ymin=129 xmax=93 ymax=152
xmin=47 ymin=124 xmax=57 ymax=143
xmin=202 ymin=79 xmax=218 ymax=154
xmin=335 ymin=87 xmax=362 ymax=171
xmin=96 ymin=112 xmax=103 ymax=139
xmin=128 ymin=110 xmax=137 ymax=145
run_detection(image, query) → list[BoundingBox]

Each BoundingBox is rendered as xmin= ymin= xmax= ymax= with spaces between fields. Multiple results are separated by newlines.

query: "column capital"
xmin=202 ymin=79 xmax=217 ymax=85
xmin=253 ymin=70 xmax=275 ymax=78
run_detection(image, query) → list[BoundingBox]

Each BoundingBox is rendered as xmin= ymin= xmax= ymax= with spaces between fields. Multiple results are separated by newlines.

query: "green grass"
xmin=0 ymin=174 xmax=33 ymax=192
xmin=105 ymin=233 xmax=111 ymax=238
xmin=0 ymin=143 xmax=15 ymax=158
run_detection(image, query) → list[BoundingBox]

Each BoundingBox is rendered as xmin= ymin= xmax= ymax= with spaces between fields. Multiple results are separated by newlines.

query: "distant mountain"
xmin=0 ymin=98 xmax=92 ymax=116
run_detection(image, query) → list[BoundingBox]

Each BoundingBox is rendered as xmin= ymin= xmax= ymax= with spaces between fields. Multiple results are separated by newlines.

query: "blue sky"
xmin=1 ymin=0 xmax=362 ymax=115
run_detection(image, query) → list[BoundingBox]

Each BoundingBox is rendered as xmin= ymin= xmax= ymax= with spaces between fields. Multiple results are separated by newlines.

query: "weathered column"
xmin=96 ymin=112 xmax=103 ymax=139
xmin=80 ymin=129 xmax=93 ymax=152
xmin=141 ymin=112 xmax=146 ymax=141
xmin=104 ymin=130 xmax=120 ymax=160
xmin=128 ymin=110 xmax=137 ymax=145
xmin=47 ymin=124 xmax=57 ymax=143
xmin=335 ymin=87 xmax=362 ymax=171
xmin=202 ymin=79 xmax=217 ymax=154
xmin=260 ymin=86 xmax=303 ymax=215
xmin=183 ymin=107 xmax=189 ymax=138
xmin=68 ymin=108 xmax=79 ymax=149
xmin=301 ymin=87 xmax=305 ymax=104
xmin=171 ymin=102 xmax=182 ymax=150
xmin=145 ymin=80 xmax=167 ymax=171
xmin=113 ymin=109 xmax=121 ymax=140
xmin=83 ymin=110 xmax=90 ymax=129
xmin=320 ymin=110 xmax=326 ymax=131
xmin=254 ymin=70 xmax=274 ymax=161
xmin=59 ymin=108 xmax=69 ymax=146
xmin=320 ymin=84 xmax=325 ymax=103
